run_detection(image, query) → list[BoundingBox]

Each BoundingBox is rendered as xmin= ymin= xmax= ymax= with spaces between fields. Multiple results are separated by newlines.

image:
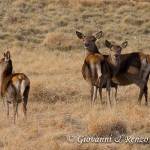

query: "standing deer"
xmin=76 ymin=31 xmax=106 ymax=106
xmin=76 ymin=31 xmax=150 ymax=106
xmin=82 ymin=38 xmax=127 ymax=106
xmin=83 ymin=52 xmax=111 ymax=106
xmin=111 ymin=52 xmax=150 ymax=105
xmin=0 ymin=51 xmax=30 ymax=123
xmin=76 ymin=31 xmax=102 ymax=57
xmin=99 ymin=40 xmax=128 ymax=104
xmin=76 ymin=31 xmax=127 ymax=106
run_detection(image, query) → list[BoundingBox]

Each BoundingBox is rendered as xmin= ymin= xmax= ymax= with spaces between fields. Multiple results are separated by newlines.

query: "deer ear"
xmin=95 ymin=31 xmax=102 ymax=39
xmin=76 ymin=31 xmax=85 ymax=39
xmin=5 ymin=51 xmax=10 ymax=61
xmin=120 ymin=41 xmax=128 ymax=48
xmin=105 ymin=40 xmax=112 ymax=48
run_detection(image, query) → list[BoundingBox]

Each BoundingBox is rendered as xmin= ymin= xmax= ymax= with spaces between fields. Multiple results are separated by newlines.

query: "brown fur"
xmin=84 ymin=53 xmax=106 ymax=86
xmin=146 ymin=54 xmax=150 ymax=64
xmin=0 ymin=51 xmax=30 ymax=123
xmin=76 ymin=31 xmax=101 ymax=56
xmin=85 ymin=53 xmax=104 ymax=65
xmin=105 ymin=52 xmax=150 ymax=105
xmin=76 ymin=31 xmax=150 ymax=106
xmin=82 ymin=53 xmax=112 ymax=106
xmin=1 ymin=73 xmax=27 ymax=97
xmin=76 ymin=31 xmax=121 ymax=106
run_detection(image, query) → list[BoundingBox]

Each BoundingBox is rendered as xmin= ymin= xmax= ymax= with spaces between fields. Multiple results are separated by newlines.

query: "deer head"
xmin=76 ymin=31 xmax=102 ymax=56
xmin=105 ymin=40 xmax=128 ymax=61
xmin=0 ymin=51 xmax=12 ymax=78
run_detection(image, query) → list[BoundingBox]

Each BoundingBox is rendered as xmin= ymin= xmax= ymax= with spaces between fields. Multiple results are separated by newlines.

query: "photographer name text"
xmin=67 ymin=135 xmax=149 ymax=145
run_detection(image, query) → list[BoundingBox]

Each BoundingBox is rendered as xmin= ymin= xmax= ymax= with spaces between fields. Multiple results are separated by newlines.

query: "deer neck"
xmin=108 ymin=55 xmax=120 ymax=75
xmin=0 ymin=70 xmax=6 ymax=91
xmin=0 ymin=71 xmax=8 ymax=96
xmin=85 ymin=45 xmax=100 ymax=57
xmin=0 ymin=63 xmax=13 ymax=89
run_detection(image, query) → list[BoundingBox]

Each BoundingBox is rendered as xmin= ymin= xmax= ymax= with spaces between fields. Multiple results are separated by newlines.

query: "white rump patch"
xmin=20 ymin=80 xmax=26 ymax=96
xmin=140 ymin=58 xmax=150 ymax=82
xmin=96 ymin=60 xmax=102 ymax=79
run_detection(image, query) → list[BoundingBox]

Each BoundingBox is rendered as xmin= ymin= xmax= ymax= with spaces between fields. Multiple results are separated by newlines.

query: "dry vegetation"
xmin=0 ymin=0 xmax=150 ymax=150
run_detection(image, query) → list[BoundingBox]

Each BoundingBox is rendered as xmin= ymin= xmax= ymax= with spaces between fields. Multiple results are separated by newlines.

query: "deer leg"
xmin=99 ymin=88 xmax=102 ymax=104
xmin=125 ymin=74 xmax=146 ymax=104
xmin=2 ymin=98 xmax=5 ymax=106
xmin=96 ymin=62 xmax=103 ymax=104
xmin=144 ymin=85 xmax=148 ymax=106
xmin=13 ymin=102 xmax=18 ymax=124
xmin=138 ymin=86 xmax=145 ymax=105
xmin=4 ymin=99 xmax=9 ymax=120
xmin=114 ymin=86 xmax=118 ymax=105
xmin=21 ymin=85 xmax=30 ymax=120
xmin=138 ymin=90 xmax=142 ymax=105
xmin=16 ymin=104 xmax=19 ymax=120
xmin=22 ymin=96 xmax=27 ymax=120
xmin=98 ymin=79 xmax=103 ymax=104
xmin=99 ymin=77 xmax=103 ymax=104
xmin=106 ymin=79 xmax=111 ymax=107
xmin=99 ymin=75 xmax=106 ymax=105
xmin=90 ymin=85 xmax=94 ymax=107
xmin=143 ymin=75 xmax=149 ymax=106
xmin=93 ymin=86 xmax=97 ymax=103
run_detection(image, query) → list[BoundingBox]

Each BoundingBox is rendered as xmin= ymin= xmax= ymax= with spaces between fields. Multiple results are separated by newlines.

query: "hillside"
xmin=0 ymin=0 xmax=150 ymax=150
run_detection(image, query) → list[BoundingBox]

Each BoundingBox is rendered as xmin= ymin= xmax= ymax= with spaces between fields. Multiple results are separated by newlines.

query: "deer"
xmin=76 ymin=31 xmax=150 ymax=106
xmin=111 ymin=52 xmax=150 ymax=106
xmin=76 ymin=31 xmax=108 ymax=106
xmin=98 ymin=40 xmax=128 ymax=104
xmin=83 ymin=51 xmax=111 ymax=106
xmin=76 ymin=31 xmax=128 ymax=106
xmin=0 ymin=51 xmax=30 ymax=123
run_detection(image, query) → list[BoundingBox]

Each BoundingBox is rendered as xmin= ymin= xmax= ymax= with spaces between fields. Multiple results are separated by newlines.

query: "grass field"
xmin=0 ymin=0 xmax=150 ymax=150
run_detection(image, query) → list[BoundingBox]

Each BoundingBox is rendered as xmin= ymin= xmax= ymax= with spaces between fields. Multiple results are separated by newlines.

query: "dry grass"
xmin=88 ymin=104 xmax=150 ymax=136
xmin=43 ymin=32 xmax=75 ymax=51
xmin=0 ymin=0 xmax=150 ymax=150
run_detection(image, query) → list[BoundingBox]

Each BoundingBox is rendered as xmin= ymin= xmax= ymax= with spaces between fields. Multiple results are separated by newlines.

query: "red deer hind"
xmin=76 ymin=31 xmax=150 ymax=106
xmin=76 ymin=31 xmax=127 ymax=106
xmin=0 ymin=51 xmax=30 ymax=123
xmin=99 ymin=40 xmax=128 ymax=104
xmin=111 ymin=52 xmax=150 ymax=105
xmin=76 ymin=31 xmax=107 ymax=105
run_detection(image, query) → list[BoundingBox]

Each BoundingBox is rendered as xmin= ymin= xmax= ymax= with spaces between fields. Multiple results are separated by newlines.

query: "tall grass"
xmin=0 ymin=0 xmax=149 ymax=149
